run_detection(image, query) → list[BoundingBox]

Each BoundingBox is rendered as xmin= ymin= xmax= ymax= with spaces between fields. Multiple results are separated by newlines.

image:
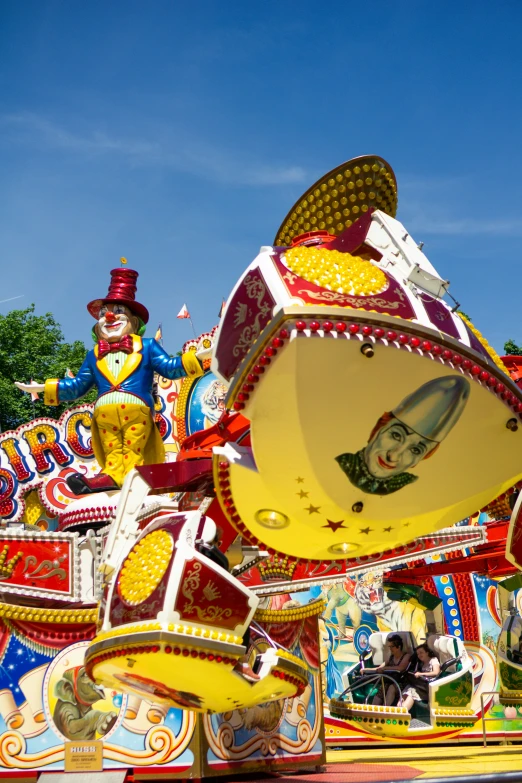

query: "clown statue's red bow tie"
xmin=97 ymin=335 xmax=133 ymax=358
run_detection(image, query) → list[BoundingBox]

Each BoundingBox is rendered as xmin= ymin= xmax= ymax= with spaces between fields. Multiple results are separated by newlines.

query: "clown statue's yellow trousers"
xmin=92 ymin=403 xmax=164 ymax=487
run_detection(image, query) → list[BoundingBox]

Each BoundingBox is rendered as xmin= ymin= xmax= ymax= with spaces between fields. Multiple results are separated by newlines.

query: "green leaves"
xmin=0 ymin=305 xmax=95 ymax=432
xmin=504 ymin=339 xmax=522 ymax=356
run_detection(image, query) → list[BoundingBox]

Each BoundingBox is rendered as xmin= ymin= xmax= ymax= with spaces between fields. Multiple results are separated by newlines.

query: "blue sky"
xmin=1 ymin=1 xmax=522 ymax=353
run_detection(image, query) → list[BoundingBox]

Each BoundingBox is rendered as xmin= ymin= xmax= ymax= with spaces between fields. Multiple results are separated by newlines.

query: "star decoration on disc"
xmin=323 ymin=519 xmax=347 ymax=532
xmin=359 ymin=527 xmax=373 ymax=535
xmin=295 ymin=476 xmax=305 ymax=484
xmin=304 ymin=504 xmax=321 ymax=515
xmin=297 ymin=490 xmax=309 ymax=498
xmin=383 ymin=526 xmax=393 ymax=532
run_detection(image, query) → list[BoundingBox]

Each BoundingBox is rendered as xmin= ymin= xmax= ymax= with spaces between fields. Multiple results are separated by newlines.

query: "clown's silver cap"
xmin=392 ymin=375 xmax=470 ymax=443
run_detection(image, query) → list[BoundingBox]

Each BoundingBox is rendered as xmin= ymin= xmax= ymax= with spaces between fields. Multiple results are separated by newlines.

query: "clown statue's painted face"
xmin=363 ymin=419 xmax=436 ymax=479
xmin=96 ymin=304 xmax=139 ymax=342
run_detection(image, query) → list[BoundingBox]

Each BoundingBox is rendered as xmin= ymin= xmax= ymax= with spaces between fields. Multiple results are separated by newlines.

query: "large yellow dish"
xmin=86 ymin=630 xmax=308 ymax=714
xmin=215 ymin=310 xmax=522 ymax=562
xmin=274 ymin=154 xmax=398 ymax=245
xmin=213 ymin=156 xmax=522 ymax=563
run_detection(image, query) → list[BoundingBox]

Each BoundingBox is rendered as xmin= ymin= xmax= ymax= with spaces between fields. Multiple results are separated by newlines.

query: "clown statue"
xmin=15 ymin=267 xmax=206 ymax=494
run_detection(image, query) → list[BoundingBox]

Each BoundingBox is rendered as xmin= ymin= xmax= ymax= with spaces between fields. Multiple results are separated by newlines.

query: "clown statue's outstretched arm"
xmin=149 ymin=338 xmax=204 ymax=381
xmin=14 ymin=355 xmax=96 ymax=404
xmin=47 ymin=356 xmax=96 ymax=405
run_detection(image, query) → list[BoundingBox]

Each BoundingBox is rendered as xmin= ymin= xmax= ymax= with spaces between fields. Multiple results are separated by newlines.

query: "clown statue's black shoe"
xmin=66 ymin=472 xmax=120 ymax=495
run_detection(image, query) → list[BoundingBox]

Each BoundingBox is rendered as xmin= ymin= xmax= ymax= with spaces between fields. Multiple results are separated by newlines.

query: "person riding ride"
xmin=363 ymin=634 xmax=411 ymax=706
xmin=399 ymin=643 xmax=440 ymax=712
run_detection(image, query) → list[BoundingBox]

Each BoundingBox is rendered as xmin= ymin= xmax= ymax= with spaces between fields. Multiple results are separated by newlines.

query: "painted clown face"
xmin=97 ymin=304 xmax=137 ymax=342
xmin=363 ymin=418 xmax=436 ymax=479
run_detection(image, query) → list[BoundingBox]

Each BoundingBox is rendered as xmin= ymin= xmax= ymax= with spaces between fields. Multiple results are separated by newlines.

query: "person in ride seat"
xmin=196 ymin=528 xmax=260 ymax=682
xmin=196 ymin=527 xmax=230 ymax=572
xmin=399 ymin=642 xmax=440 ymax=711
xmin=364 ymin=634 xmax=411 ymax=706
xmin=512 ymin=636 xmax=522 ymax=664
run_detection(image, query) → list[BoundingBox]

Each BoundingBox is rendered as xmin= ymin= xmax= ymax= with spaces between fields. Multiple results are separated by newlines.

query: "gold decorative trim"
xmin=95 ymin=620 xmax=243 ymax=646
xmin=274 ymin=155 xmax=397 ymax=246
xmin=458 ymin=313 xmax=509 ymax=374
xmin=119 ymin=529 xmax=173 ymax=605
xmin=0 ymin=603 xmax=98 ymax=624
xmin=284 ymin=246 xmax=387 ymax=298
xmin=277 ymin=648 xmax=310 ymax=669
xmin=254 ymin=599 xmax=326 ymax=623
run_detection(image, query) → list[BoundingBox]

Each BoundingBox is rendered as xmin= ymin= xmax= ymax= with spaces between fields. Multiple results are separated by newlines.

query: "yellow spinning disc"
xmin=274 ymin=154 xmax=397 ymax=246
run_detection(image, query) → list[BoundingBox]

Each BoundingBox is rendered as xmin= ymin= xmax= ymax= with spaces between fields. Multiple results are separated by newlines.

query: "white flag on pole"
xmin=177 ymin=304 xmax=190 ymax=319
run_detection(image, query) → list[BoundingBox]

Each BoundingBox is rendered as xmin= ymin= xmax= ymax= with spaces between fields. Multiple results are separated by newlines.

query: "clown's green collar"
xmin=335 ymin=450 xmax=418 ymax=496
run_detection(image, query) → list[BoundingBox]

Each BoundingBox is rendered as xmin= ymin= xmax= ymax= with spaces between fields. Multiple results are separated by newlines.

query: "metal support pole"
xmin=480 ymin=690 xmax=509 ymax=747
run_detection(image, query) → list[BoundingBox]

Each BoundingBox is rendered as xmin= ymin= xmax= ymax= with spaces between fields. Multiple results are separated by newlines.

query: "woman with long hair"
xmin=400 ymin=642 xmax=440 ymax=711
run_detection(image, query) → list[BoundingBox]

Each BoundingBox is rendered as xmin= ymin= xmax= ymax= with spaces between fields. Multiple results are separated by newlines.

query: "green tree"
xmin=504 ymin=339 xmax=522 ymax=356
xmin=0 ymin=305 xmax=95 ymax=432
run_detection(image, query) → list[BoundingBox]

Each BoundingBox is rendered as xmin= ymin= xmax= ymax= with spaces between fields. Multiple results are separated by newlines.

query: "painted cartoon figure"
xmin=200 ymin=379 xmax=228 ymax=425
xmin=323 ymin=573 xmax=427 ymax=642
xmin=113 ymin=671 xmax=203 ymax=710
xmin=53 ymin=665 xmax=117 ymax=741
xmin=15 ymin=267 xmax=206 ymax=494
xmin=323 ymin=582 xmax=361 ymax=635
xmin=335 ymin=376 xmax=470 ymax=495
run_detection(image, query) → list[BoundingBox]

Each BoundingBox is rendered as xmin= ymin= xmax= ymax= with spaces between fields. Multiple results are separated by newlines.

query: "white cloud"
xmin=397 ymin=175 xmax=522 ymax=237
xmin=403 ymin=213 xmax=522 ymax=237
xmin=0 ymin=112 xmax=306 ymax=187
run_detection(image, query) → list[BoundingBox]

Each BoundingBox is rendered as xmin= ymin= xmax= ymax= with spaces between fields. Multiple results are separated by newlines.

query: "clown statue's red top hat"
xmin=87 ymin=268 xmax=150 ymax=324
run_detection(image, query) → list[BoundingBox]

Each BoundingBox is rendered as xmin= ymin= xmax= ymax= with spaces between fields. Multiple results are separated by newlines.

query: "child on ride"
xmin=399 ymin=642 xmax=440 ymax=711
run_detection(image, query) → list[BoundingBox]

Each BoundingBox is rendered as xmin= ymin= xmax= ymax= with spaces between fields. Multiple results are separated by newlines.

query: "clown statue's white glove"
xmin=15 ymin=381 xmax=45 ymax=396
xmin=195 ymin=346 xmax=213 ymax=362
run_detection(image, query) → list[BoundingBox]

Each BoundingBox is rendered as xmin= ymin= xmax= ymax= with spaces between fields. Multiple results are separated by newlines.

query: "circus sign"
xmin=0 ymin=405 xmax=98 ymax=523
xmin=0 ymin=401 xmax=173 ymax=524
xmin=0 ymin=368 xmax=223 ymax=524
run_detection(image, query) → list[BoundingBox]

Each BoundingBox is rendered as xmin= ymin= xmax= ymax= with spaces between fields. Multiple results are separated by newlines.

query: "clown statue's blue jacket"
xmin=44 ymin=335 xmax=202 ymax=412
xmin=44 ymin=334 xmax=203 ymax=473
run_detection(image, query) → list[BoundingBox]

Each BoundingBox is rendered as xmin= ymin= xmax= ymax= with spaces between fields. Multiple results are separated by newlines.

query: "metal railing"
xmin=340 ymin=672 xmax=403 ymax=706
xmin=480 ymin=690 xmax=518 ymax=747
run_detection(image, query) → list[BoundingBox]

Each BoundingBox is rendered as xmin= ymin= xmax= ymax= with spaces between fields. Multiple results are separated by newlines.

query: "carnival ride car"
xmin=329 ymin=629 xmax=474 ymax=739
xmin=210 ymin=155 xmax=522 ymax=564
xmin=494 ymin=571 xmax=522 ymax=705
xmin=86 ymin=466 xmax=309 ymax=714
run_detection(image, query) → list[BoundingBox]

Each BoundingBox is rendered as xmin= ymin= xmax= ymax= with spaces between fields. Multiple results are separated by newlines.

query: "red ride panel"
xmin=213 ymin=267 xmax=276 ymax=382
xmin=174 ymin=557 xmax=251 ymax=630
xmin=273 ymin=256 xmax=416 ymax=319
xmin=0 ymin=538 xmax=71 ymax=593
